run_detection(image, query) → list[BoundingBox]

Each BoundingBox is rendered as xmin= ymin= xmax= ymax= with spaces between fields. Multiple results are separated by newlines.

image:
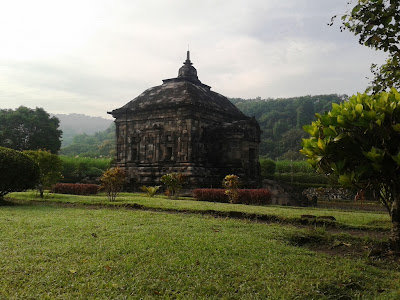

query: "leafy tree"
xmin=100 ymin=167 xmax=126 ymax=201
xmin=335 ymin=0 xmax=400 ymax=93
xmin=0 ymin=106 xmax=62 ymax=153
xmin=232 ymin=95 xmax=345 ymax=159
xmin=301 ymin=88 xmax=400 ymax=251
xmin=24 ymin=150 xmax=63 ymax=198
xmin=0 ymin=147 xmax=39 ymax=200
xmin=297 ymin=101 xmax=314 ymax=129
xmin=161 ymin=173 xmax=185 ymax=199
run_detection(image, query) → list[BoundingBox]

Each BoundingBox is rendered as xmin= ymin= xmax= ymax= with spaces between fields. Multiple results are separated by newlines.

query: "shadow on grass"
xmin=0 ymin=198 xmax=21 ymax=206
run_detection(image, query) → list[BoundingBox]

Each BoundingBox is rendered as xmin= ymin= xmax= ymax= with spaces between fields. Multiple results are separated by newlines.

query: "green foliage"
xmin=301 ymin=89 xmax=400 ymax=249
xmin=59 ymin=156 xmax=112 ymax=183
xmin=275 ymin=160 xmax=315 ymax=174
xmin=24 ymin=150 xmax=63 ymax=198
xmin=0 ymin=106 xmax=62 ymax=153
xmin=222 ymin=174 xmax=240 ymax=204
xmin=273 ymin=160 xmax=331 ymax=187
xmin=337 ymin=0 xmax=400 ymax=93
xmin=232 ymin=94 xmax=345 ymax=159
xmin=161 ymin=173 xmax=185 ymax=199
xmin=260 ymin=158 xmax=276 ymax=179
xmin=0 ymin=147 xmax=39 ymax=199
xmin=140 ymin=185 xmax=160 ymax=197
xmin=100 ymin=167 xmax=126 ymax=201
xmin=60 ymin=124 xmax=115 ymax=158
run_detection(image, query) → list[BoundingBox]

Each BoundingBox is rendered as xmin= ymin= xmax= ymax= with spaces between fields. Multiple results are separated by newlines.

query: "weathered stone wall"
xmin=110 ymin=53 xmax=261 ymax=191
xmin=262 ymin=179 xmax=315 ymax=207
xmin=114 ymin=105 xmax=260 ymax=190
xmin=303 ymin=187 xmax=355 ymax=201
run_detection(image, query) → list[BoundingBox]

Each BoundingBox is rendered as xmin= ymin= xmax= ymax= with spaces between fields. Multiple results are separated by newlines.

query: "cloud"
xmin=0 ymin=0 xmax=390 ymax=118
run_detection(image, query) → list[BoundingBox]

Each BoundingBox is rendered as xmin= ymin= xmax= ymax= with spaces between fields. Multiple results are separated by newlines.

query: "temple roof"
xmin=109 ymin=52 xmax=247 ymax=119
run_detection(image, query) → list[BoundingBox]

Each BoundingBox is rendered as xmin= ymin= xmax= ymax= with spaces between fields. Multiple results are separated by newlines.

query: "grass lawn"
xmin=0 ymin=202 xmax=400 ymax=299
xmin=1 ymin=192 xmax=400 ymax=298
xmin=8 ymin=191 xmax=391 ymax=230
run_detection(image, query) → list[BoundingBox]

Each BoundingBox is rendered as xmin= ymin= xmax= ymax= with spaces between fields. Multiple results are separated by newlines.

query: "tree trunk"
xmin=39 ymin=188 xmax=44 ymax=199
xmin=390 ymin=192 xmax=400 ymax=252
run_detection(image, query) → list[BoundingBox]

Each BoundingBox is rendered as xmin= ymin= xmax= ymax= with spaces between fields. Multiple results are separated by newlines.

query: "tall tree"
xmin=301 ymin=88 xmax=400 ymax=251
xmin=334 ymin=0 xmax=400 ymax=93
xmin=0 ymin=106 xmax=62 ymax=153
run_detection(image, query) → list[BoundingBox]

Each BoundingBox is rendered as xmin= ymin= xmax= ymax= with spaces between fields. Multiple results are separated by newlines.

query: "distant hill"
xmin=230 ymin=94 xmax=347 ymax=160
xmin=53 ymin=113 xmax=113 ymax=147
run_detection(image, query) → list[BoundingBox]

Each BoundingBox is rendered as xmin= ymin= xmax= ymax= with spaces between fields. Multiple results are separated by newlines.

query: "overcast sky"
xmin=0 ymin=0 xmax=388 ymax=119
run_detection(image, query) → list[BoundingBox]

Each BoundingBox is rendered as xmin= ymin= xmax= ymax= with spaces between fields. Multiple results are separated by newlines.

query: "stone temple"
xmin=108 ymin=51 xmax=261 ymax=190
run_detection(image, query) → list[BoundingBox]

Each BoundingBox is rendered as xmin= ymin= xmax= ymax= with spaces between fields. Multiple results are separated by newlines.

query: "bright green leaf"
xmin=392 ymin=124 xmax=400 ymax=132
xmin=355 ymin=103 xmax=363 ymax=114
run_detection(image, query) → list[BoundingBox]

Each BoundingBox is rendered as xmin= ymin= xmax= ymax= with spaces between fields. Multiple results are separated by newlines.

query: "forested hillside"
xmin=54 ymin=113 xmax=113 ymax=147
xmin=60 ymin=94 xmax=346 ymax=159
xmin=60 ymin=124 xmax=115 ymax=158
xmin=231 ymin=94 xmax=347 ymax=159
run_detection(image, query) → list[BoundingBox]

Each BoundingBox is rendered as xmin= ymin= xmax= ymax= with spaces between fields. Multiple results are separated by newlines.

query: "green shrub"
xmin=140 ymin=185 xmax=161 ymax=197
xmin=60 ymin=156 xmax=112 ymax=182
xmin=274 ymin=172 xmax=330 ymax=185
xmin=260 ymin=158 xmax=276 ymax=178
xmin=222 ymin=174 xmax=240 ymax=204
xmin=193 ymin=188 xmax=272 ymax=205
xmin=273 ymin=160 xmax=332 ymax=186
xmin=275 ymin=160 xmax=314 ymax=173
xmin=0 ymin=147 xmax=39 ymax=199
xmin=100 ymin=167 xmax=126 ymax=201
xmin=161 ymin=173 xmax=185 ymax=199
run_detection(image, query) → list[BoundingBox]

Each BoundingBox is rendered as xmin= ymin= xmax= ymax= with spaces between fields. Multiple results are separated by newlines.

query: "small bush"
xmin=222 ymin=174 xmax=240 ymax=203
xmin=161 ymin=173 xmax=185 ymax=199
xmin=100 ymin=167 xmax=126 ymax=201
xmin=140 ymin=185 xmax=160 ymax=197
xmin=53 ymin=183 xmax=99 ymax=195
xmin=260 ymin=159 xmax=276 ymax=179
xmin=193 ymin=188 xmax=271 ymax=205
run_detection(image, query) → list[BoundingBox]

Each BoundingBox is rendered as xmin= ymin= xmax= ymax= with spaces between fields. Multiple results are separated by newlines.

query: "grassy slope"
xmin=8 ymin=192 xmax=391 ymax=230
xmin=0 ymin=204 xmax=399 ymax=299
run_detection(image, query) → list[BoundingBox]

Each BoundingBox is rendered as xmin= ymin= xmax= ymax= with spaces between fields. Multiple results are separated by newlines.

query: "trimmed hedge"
xmin=274 ymin=172 xmax=330 ymax=184
xmin=238 ymin=189 xmax=272 ymax=205
xmin=53 ymin=183 xmax=99 ymax=195
xmin=192 ymin=189 xmax=271 ymax=205
xmin=192 ymin=189 xmax=228 ymax=203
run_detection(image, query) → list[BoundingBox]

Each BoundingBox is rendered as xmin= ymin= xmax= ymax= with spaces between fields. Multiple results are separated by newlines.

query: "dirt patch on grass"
xmin=286 ymin=227 xmax=400 ymax=263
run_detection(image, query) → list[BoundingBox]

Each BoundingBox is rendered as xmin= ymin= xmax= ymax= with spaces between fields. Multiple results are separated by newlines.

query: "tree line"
xmin=231 ymin=94 xmax=346 ymax=159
